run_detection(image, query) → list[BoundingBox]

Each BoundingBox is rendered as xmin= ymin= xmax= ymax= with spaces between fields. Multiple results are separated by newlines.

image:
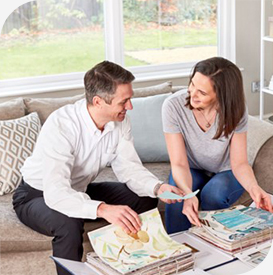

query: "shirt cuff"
xmin=148 ymin=180 xmax=163 ymax=198
xmin=82 ymin=200 xmax=104 ymax=219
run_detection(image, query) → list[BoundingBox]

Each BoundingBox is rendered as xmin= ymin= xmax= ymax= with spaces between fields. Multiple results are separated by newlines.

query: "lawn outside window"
xmin=0 ymin=0 xmax=235 ymax=97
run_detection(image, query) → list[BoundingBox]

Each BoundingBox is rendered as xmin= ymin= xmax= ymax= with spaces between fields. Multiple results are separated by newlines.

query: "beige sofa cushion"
xmin=24 ymin=93 xmax=85 ymax=124
xmin=247 ymin=115 xmax=273 ymax=166
xmin=253 ymin=137 xmax=273 ymax=195
xmin=133 ymin=81 xmax=172 ymax=98
xmin=0 ymin=98 xmax=26 ymax=121
xmin=0 ymin=194 xmax=53 ymax=253
xmin=23 ymin=82 xmax=173 ymax=125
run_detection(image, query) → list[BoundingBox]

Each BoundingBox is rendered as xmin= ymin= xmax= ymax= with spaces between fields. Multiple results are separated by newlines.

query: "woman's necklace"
xmin=198 ymin=109 xmax=216 ymax=128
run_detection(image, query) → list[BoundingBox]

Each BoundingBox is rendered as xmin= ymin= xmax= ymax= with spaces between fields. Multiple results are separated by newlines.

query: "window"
xmin=123 ymin=0 xmax=217 ymax=66
xmin=0 ymin=0 xmax=105 ymax=79
xmin=0 ymin=0 xmax=234 ymax=96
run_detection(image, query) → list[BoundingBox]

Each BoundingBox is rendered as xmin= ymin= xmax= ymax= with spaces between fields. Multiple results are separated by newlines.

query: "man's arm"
xmin=110 ymin=116 xmax=163 ymax=197
xmin=111 ymin=116 xmax=184 ymax=200
xmin=40 ymin=121 xmax=103 ymax=220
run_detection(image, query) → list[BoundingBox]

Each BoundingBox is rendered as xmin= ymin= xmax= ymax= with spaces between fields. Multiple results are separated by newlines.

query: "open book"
xmin=190 ymin=205 xmax=273 ymax=254
xmin=87 ymin=208 xmax=194 ymax=275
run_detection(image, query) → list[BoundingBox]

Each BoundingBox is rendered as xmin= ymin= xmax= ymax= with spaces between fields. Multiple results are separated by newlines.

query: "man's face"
xmin=102 ymin=83 xmax=133 ymax=122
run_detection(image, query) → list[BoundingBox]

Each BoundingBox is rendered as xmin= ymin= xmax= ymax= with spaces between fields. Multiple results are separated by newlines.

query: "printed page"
xmin=88 ymin=208 xmax=192 ymax=274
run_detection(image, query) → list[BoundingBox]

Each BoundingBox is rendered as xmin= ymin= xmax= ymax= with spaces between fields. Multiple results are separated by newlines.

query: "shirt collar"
xmin=81 ymin=99 xmax=115 ymax=136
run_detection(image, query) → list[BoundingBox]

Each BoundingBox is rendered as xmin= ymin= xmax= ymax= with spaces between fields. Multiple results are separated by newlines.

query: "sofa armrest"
xmin=253 ymin=136 xmax=273 ymax=195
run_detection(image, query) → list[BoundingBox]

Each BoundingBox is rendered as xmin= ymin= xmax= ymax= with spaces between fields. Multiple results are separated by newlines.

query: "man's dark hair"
xmin=185 ymin=57 xmax=246 ymax=139
xmin=84 ymin=61 xmax=135 ymax=105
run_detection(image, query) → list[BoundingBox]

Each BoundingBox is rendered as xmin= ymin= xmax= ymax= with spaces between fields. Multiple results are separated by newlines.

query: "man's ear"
xmin=93 ymin=96 xmax=104 ymax=108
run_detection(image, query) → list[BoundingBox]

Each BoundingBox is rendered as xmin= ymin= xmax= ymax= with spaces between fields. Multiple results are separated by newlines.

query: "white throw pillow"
xmin=128 ymin=93 xmax=171 ymax=162
xmin=0 ymin=112 xmax=41 ymax=195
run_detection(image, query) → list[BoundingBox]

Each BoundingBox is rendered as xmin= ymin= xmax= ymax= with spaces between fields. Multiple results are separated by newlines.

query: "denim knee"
xmin=165 ymin=201 xmax=191 ymax=234
xmin=200 ymin=171 xmax=244 ymax=210
xmin=200 ymin=191 xmax=230 ymax=210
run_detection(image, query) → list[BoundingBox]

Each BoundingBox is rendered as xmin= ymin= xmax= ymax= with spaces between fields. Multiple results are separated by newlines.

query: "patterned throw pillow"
xmin=0 ymin=112 xmax=41 ymax=195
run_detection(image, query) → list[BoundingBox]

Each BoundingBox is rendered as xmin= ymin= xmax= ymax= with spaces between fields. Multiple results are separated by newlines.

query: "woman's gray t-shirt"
xmin=162 ymin=90 xmax=248 ymax=173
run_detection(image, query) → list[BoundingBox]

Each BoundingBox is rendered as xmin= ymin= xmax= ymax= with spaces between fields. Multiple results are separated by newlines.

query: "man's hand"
xmin=182 ymin=196 xmax=201 ymax=227
xmin=97 ymin=204 xmax=141 ymax=234
xmin=157 ymin=183 xmax=185 ymax=204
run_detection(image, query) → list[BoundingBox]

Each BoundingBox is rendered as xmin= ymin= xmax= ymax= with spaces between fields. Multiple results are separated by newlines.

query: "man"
xmin=13 ymin=61 xmax=183 ymax=275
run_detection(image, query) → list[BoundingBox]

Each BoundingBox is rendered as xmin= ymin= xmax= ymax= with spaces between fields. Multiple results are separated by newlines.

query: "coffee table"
xmin=170 ymin=231 xmax=253 ymax=275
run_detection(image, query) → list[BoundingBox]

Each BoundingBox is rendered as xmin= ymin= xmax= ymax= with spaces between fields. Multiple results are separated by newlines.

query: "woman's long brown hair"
xmin=185 ymin=57 xmax=246 ymax=139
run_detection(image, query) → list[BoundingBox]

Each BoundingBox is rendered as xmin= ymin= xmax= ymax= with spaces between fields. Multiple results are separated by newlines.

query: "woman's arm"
xmin=230 ymin=132 xmax=273 ymax=212
xmin=164 ymin=132 xmax=201 ymax=226
xmin=164 ymin=133 xmax=192 ymax=192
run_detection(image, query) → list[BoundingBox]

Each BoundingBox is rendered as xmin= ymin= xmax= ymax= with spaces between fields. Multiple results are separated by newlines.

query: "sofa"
xmin=1 ymin=81 xmax=273 ymax=275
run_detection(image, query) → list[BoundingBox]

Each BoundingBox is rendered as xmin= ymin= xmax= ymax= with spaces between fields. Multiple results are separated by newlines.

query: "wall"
xmin=236 ymin=0 xmax=273 ymax=116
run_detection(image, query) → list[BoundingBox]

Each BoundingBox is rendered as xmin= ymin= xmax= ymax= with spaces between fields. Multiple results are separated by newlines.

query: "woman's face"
xmin=188 ymin=72 xmax=217 ymax=110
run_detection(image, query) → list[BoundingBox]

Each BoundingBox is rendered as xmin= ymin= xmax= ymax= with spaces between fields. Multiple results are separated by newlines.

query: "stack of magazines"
xmin=190 ymin=205 xmax=273 ymax=254
xmin=87 ymin=208 xmax=194 ymax=275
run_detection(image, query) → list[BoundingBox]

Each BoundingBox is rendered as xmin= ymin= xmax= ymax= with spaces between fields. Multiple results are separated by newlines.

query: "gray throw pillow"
xmin=128 ymin=93 xmax=171 ymax=163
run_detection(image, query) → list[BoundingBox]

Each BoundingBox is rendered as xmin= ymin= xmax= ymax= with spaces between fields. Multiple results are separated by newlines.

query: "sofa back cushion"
xmin=0 ymin=112 xmax=41 ymax=195
xmin=133 ymin=81 xmax=172 ymax=98
xmin=24 ymin=93 xmax=85 ymax=124
xmin=23 ymin=82 xmax=173 ymax=125
xmin=0 ymin=98 xmax=26 ymax=120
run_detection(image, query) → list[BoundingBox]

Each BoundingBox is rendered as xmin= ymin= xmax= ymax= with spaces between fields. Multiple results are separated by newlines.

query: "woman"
xmin=162 ymin=57 xmax=273 ymax=234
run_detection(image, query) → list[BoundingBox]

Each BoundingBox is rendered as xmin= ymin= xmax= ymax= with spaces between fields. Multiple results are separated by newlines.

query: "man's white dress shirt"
xmin=21 ymin=99 xmax=161 ymax=220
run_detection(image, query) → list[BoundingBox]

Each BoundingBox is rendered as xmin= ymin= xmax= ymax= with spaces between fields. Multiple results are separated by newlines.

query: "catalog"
xmin=87 ymin=208 xmax=194 ymax=275
xmin=51 ymin=256 xmax=208 ymax=275
xmin=234 ymin=240 xmax=272 ymax=267
xmin=190 ymin=205 xmax=273 ymax=254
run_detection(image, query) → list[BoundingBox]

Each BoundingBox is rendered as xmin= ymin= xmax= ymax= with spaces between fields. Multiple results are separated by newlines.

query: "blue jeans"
xmin=165 ymin=169 xmax=244 ymax=234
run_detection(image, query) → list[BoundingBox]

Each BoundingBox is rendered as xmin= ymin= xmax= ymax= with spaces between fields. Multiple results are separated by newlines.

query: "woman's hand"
xmin=249 ymin=185 xmax=273 ymax=213
xmin=182 ymin=196 xmax=201 ymax=227
xmin=157 ymin=183 xmax=185 ymax=204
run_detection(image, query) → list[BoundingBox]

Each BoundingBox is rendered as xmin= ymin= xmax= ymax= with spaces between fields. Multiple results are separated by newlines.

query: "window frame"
xmin=0 ymin=0 xmax=235 ymax=97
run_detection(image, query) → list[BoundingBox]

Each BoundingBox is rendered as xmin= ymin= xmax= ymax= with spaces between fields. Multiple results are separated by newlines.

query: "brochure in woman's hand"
xmin=158 ymin=189 xmax=200 ymax=200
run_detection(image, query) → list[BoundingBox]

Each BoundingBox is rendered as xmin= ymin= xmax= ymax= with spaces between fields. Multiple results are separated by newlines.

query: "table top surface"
xmin=170 ymin=231 xmax=253 ymax=275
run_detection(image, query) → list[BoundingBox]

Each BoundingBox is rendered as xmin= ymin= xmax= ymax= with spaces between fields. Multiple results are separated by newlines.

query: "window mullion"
xmin=103 ymin=0 xmax=124 ymax=65
xmin=218 ymin=0 xmax=236 ymax=63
